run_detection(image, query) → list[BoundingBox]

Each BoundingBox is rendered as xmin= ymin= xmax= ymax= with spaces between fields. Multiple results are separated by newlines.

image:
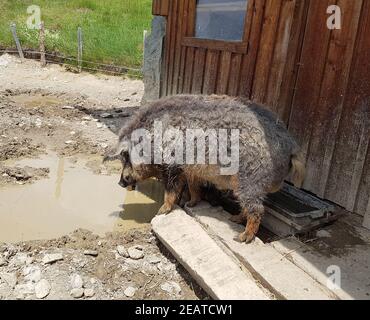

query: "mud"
xmin=0 ymin=54 xmax=207 ymax=300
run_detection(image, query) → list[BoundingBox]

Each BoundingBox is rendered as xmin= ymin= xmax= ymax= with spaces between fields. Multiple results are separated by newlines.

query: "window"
xmin=194 ymin=0 xmax=249 ymax=41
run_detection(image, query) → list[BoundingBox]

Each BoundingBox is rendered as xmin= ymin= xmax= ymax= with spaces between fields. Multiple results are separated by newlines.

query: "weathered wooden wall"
xmin=153 ymin=0 xmax=370 ymax=219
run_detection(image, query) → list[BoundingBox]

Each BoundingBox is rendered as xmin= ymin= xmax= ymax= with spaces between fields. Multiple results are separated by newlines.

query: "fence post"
xmin=10 ymin=23 xmax=24 ymax=61
xmin=143 ymin=29 xmax=148 ymax=65
xmin=39 ymin=21 xmax=46 ymax=67
xmin=77 ymin=27 xmax=83 ymax=72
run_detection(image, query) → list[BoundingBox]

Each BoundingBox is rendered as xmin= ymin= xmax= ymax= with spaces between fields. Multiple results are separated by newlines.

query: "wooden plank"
xmin=304 ymin=0 xmax=364 ymax=197
xmin=227 ymin=54 xmax=242 ymax=96
xmin=152 ymin=209 xmax=271 ymax=300
xmin=182 ymin=37 xmax=248 ymax=53
xmin=177 ymin=0 xmax=190 ymax=94
xmin=202 ymin=50 xmax=220 ymax=94
xmin=277 ymin=0 xmax=310 ymax=124
xmin=191 ymin=48 xmax=206 ymax=94
xmin=183 ymin=47 xmax=195 ymax=93
xmin=161 ymin=0 xmax=174 ymax=96
xmin=363 ymin=198 xmax=370 ymax=230
xmin=152 ymin=0 xmax=170 ymax=16
xmin=172 ymin=0 xmax=185 ymax=94
xmin=166 ymin=0 xmax=179 ymax=95
xmin=216 ymin=51 xmax=232 ymax=94
xmin=288 ymin=0 xmax=334 ymax=163
xmin=251 ymin=0 xmax=283 ymax=104
xmin=325 ymin=1 xmax=370 ymax=212
xmin=186 ymin=203 xmax=337 ymax=300
xmin=265 ymin=0 xmax=297 ymax=109
xmin=239 ymin=0 xmax=266 ymax=97
xmin=356 ymin=146 xmax=370 ymax=220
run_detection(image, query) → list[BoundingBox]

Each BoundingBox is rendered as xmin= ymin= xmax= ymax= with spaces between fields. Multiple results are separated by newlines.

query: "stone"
xmin=64 ymin=140 xmax=75 ymax=145
xmin=70 ymin=288 xmax=84 ymax=299
xmin=0 ymin=257 xmax=6 ymax=267
xmin=117 ymin=245 xmax=129 ymax=258
xmin=160 ymin=281 xmax=181 ymax=296
xmin=42 ymin=253 xmax=63 ymax=264
xmin=84 ymin=288 xmax=95 ymax=298
xmin=23 ymin=266 xmax=42 ymax=283
xmin=70 ymin=274 xmax=84 ymax=289
xmin=35 ymin=279 xmax=51 ymax=299
xmin=83 ymin=250 xmax=98 ymax=257
xmin=316 ymin=230 xmax=331 ymax=238
xmin=147 ymin=255 xmax=161 ymax=264
xmin=128 ymin=246 xmax=144 ymax=260
xmin=124 ymin=286 xmax=137 ymax=298
xmin=0 ymin=272 xmax=17 ymax=288
xmin=152 ymin=209 xmax=270 ymax=300
xmin=15 ymin=283 xmax=35 ymax=296
xmin=100 ymin=112 xmax=113 ymax=118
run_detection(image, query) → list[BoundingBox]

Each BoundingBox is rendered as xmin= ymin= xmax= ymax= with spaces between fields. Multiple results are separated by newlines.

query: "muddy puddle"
xmin=9 ymin=93 xmax=63 ymax=108
xmin=0 ymin=153 xmax=164 ymax=243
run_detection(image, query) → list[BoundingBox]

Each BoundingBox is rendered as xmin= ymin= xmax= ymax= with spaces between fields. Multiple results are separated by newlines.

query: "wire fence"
xmin=0 ymin=48 xmax=143 ymax=76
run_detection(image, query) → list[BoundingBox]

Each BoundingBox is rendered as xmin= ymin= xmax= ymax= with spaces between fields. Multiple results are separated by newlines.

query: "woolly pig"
xmin=105 ymin=95 xmax=305 ymax=243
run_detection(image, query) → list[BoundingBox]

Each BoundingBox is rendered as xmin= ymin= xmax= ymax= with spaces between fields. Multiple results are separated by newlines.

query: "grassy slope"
xmin=0 ymin=0 xmax=152 ymax=67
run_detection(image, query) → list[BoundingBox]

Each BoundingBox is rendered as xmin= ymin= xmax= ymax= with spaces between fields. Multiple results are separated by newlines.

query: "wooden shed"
xmin=148 ymin=0 xmax=370 ymax=228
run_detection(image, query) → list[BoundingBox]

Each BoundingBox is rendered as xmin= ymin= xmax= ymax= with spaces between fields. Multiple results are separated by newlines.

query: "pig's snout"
xmin=118 ymin=175 xmax=136 ymax=190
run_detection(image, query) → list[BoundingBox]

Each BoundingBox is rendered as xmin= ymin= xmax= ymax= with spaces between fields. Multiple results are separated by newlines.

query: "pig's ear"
xmin=103 ymin=140 xmax=131 ymax=163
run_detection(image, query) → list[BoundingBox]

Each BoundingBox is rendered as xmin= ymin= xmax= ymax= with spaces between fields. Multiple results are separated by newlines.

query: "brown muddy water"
xmin=0 ymin=153 xmax=164 ymax=243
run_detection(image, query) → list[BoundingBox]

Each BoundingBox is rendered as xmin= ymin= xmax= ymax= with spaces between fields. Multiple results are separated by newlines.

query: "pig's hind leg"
xmin=235 ymin=190 xmax=264 ymax=243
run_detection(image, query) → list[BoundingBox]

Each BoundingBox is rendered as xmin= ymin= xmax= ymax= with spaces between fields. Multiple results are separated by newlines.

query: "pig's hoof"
xmin=236 ymin=231 xmax=255 ymax=244
xmin=157 ymin=205 xmax=172 ymax=216
xmin=229 ymin=214 xmax=246 ymax=225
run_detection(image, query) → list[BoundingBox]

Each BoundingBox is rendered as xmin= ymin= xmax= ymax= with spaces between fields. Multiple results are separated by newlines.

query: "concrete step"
xmin=152 ymin=208 xmax=272 ymax=300
xmin=184 ymin=202 xmax=338 ymax=300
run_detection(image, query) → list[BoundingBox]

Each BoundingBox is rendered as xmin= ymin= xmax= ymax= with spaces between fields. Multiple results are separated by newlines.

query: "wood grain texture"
xmin=155 ymin=0 xmax=370 ymax=219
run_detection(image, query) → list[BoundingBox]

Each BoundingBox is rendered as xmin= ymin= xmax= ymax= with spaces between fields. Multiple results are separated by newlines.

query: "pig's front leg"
xmin=157 ymin=172 xmax=186 ymax=215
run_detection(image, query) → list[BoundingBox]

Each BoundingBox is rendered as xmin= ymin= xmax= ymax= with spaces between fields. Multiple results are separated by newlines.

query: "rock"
xmin=42 ymin=253 xmax=63 ymax=264
xmin=70 ymin=274 xmax=84 ymax=289
xmin=100 ymin=112 xmax=113 ymax=118
xmin=124 ymin=286 xmax=137 ymax=298
xmin=96 ymin=123 xmax=103 ymax=129
xmin=23 ymin=266 xmax=42 ymax=283
xmin=0 ymin=257 xmax=6 ymax=267
xmin=84 ymin=288 xmax=95 ymax=298
xmin=82 ymin=116 xmax=91 ymax=121
xmin=83 ymin=250 xmax=98 ymax=257
xmin=160 ymin=281 xmax=181 ymax=296
xmin=35 ymin=118 xmax=42 ymax=128
xmin=147 ymin=255 xmax=161 ymax=264
xmin=62 ymin=106 xmax=74 ymax=110
xmin=117 ymin=245 xmax=129 ymax=258
xmin=64 ymin=140 xmax=75 ymax=145
xmin=15 ymin=283 xmax=35 ymax=296
xmin=0 ymin=272 xmax=17 ymax=288
xmin=316 ymin=230 xmax=331 ymax=238
xmin=70 ymin=288 xmax=84 ymax=299
xmin=35 ymin=279 xmax=51 ymax=299
xmin=128 ymin=246 xmax=144 ymax=260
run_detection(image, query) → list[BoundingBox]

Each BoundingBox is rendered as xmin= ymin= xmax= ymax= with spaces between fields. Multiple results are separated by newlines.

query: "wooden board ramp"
xmin=152 ymin=203 xmax=338 ymax=300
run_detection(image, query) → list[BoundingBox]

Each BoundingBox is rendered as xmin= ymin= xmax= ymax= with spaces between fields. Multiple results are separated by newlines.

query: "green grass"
xmin=0 ymin=0 xmax=152 ymax=68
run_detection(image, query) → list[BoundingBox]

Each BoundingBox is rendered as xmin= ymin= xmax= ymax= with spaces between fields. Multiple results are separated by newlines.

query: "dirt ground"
xmin=0 ymin=54 xmax=207 ymax=300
